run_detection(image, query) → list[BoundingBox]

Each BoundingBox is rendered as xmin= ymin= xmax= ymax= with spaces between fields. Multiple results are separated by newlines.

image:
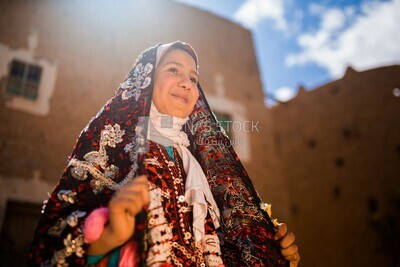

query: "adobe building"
xmin=267 ymin=65 xmax=400 ymax=267
xmin=0 ymin=0 xmax=277 ymax=265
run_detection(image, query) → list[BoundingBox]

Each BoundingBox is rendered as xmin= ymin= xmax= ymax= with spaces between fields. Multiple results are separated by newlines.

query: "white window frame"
xmin=0 ymin=43 xmax=57 ymax=116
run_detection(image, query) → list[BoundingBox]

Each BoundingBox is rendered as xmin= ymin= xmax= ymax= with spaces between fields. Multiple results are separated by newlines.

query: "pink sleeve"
xmin=83 ymin=207 xmax=109 ymax=243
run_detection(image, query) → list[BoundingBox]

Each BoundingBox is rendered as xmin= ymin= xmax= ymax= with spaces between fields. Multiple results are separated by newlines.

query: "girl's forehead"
xmin=156 ymin=42 xmax=199 ymax=69
xmin=158 ymin=49 xmax=198 ymax=73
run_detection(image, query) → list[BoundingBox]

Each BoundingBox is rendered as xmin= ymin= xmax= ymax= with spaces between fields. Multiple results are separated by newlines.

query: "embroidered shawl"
xmin=28 ymin=41 xmax=288 ymax=267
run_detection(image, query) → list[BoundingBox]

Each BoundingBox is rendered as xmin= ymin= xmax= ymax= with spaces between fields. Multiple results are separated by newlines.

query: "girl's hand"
xmin=88 ymin=175 xmax=149 ymax=255
xmin=108 ymin=175 xmax=149 ymax=244
xmin=275 ymin=223 xmax=300 ymax=267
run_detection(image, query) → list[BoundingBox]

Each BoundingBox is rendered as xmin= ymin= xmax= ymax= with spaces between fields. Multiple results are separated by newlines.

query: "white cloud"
xmin=286 ymin=0 xmax=400 ymax=78
xmin=234 ymin=0 xmax=287 ymax=30
xmin=309 ymin=3 xmax=325 ymax=15
xmin=321 ymin=8 xmax=346 ymax=31
xmin=275 ymin=86 xmax=296 ymax=102
xmin=291 ymin=9 xmax=305 ymax=34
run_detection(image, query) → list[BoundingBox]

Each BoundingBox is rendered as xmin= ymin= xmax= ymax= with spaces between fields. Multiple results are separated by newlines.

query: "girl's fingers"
xmin=110 ymin=196 xmax=144 ymax=217
xmin=114 ymin=188 xmax=149 ymax=206
xmin=114 ymin=190 xmax=143 ymax=199
xmin=280 ymin=232 xmax=296 ymax=249
xmin=275 ymin=223 xmax=288 ymax=240
xmin=117 ymin=176 xmax=149 ymax=202
xmin=109 ymin=175 xmax=150 ymax=217
xmin=288 ymin=253 xmax=300 ymax=266
xmin=281 ymin=243 xmax=299 ymax=257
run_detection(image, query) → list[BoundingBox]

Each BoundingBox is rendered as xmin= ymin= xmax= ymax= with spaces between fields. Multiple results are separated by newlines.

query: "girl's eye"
xmin=190 ymin=77 xmax=198 ymax=85
xmin=168 ymin=67 xmax=178 ymax=73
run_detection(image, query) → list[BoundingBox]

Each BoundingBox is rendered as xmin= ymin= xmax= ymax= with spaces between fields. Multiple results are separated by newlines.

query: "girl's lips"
xmin=171 ymin=93 xmax=188 ymax=103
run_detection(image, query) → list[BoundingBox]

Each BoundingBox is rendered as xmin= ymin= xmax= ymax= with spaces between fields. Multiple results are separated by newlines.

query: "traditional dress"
xmin=28 ymin=41 xmax=288 ymax=267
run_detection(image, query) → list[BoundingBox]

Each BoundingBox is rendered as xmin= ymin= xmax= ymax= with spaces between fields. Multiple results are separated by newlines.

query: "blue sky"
xmin=174 ymin=0 xmax=400 ymax=105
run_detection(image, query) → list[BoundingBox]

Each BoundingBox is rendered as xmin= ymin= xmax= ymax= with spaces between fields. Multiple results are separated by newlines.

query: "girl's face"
xmin=153 ymin=49 xmax=199 ymax=118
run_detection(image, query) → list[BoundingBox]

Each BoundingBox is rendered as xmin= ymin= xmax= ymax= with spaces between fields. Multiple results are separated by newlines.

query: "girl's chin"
xmin=167 ymin=103 xmax=192 ymax=118
xmin=167 ymin=108 xmax=190 ymax=118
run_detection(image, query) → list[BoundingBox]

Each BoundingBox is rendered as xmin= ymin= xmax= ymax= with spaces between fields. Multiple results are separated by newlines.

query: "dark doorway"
xmin=0 ymin=200 xmax=41 ymax=266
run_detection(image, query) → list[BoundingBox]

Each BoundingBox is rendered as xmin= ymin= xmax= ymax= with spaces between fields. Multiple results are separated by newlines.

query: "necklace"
xmin=156 ymin=144 xmax=205 ymax=267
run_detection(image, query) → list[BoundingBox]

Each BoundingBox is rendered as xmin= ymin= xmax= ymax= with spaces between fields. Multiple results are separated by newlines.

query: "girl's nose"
xmin=178 ymin=76 xmax=192 ymax=90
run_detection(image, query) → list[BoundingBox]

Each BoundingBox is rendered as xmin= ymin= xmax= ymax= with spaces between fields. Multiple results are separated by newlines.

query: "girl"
xmin=28 ymin=41 xmax=299 ymax=267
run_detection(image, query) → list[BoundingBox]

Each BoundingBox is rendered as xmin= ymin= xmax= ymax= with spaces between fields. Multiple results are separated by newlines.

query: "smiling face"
xmin=152 ymin=49 xmax=199 ymax=118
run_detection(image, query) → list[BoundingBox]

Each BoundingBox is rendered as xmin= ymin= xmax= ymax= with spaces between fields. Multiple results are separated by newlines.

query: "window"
xmin=6 ymin=60 xmax=42 ymax=100
xmin=1 ymin=45 xmax=57 ymax=116
xmin=207 ymin=86 xmax=251 ymax=161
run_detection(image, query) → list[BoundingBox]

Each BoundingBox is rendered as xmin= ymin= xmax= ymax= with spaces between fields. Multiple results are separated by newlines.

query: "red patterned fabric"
xmin=28 ymin=41 xmax=288 ymax=266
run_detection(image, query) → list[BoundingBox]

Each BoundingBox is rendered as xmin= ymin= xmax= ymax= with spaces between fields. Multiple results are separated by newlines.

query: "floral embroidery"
xmin=120 ymin=62 xmax=153 ymax=100
xmin=66 ymin=210 xmax=86 ymax=228
xmin=47 ymin=219 xmax=67 ymax=237
xmin=51 ymin=233 xmax=85 ymax=267
xmin=68 ymin=124 xmax=124 ymax=193
xmin=47 ymin=210 xmax=86 ymax=237
xmin=145 ymin=157 xmax=162 ymax=167
xmin=124 ymin=142 xmax=134 ymax=154
xmin=102 ymin=124 xmax=124 ymax=147
xmin=57 ymin=190 xmax=77 ymax=204
xmin=188 ymin=102 xmax=285 ymax=265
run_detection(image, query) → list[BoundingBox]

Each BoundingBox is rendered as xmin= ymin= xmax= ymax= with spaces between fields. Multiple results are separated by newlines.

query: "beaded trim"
xmin=156 ymin=144 xmax=223 ymax=267
xmin=146 ymin=188 xmax=173 ymax=266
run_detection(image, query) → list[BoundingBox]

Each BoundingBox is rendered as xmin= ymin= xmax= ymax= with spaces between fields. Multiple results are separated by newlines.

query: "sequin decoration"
xmin=117 ymin=120 xmax=147 ymax=188
xmin=51 ymin=233 xmax=85 ymax=266
xmin=66 ymin=210 xmax=86 ymax=228
xmin=143 ymin=143 xmax=222 ymax=267
xmin=57 ymin=190 xmax=77 ymax=204
xmin=68 ymin=124 xmax=125 ymax=193
xmin=120 ymin=62 xmax=153 ymax=100
xmin=47 ymin=218 xmax=68 ymax=237
xmin=28 ymin=43 xmax=157 ymax=267
xmin=202 ymin=235 xmax=224 ymax=266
